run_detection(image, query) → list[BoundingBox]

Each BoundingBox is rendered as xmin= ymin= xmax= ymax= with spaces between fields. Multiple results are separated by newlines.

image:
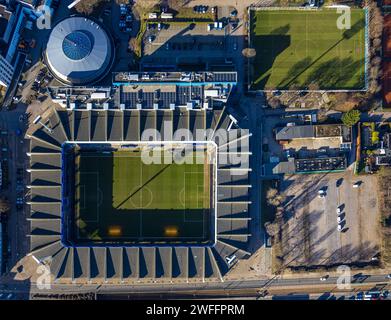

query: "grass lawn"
xmin=250 ymin=9 xmax=366 ymax=90
xmin=74 ymin=149 xmax=211 ymax=243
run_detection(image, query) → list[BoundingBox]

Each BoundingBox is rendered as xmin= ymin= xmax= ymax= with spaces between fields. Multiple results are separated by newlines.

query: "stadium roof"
xmin=26 ymin=107 xmax=252 ymax=282
xmin=45 ymin=16 xmax=113 ymax=85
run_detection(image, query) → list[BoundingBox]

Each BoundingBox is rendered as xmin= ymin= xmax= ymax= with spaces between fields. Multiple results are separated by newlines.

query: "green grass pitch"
xmin=250 ymin=9 xmax=366 ymax=90
xmin=74 ymin=148 xmax=212 ymax=243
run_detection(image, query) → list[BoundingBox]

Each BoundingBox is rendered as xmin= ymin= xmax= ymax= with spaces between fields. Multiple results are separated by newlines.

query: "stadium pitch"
xmin=71 ymin=143 xmax=216 ymax=245
xmin=249 ymin=8 xmax=366 ymax=90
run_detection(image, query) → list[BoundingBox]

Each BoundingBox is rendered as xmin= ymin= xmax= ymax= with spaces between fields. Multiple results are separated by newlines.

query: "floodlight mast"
xmin=33 ymin=115 xmax=53 ymax=134
xmin=68 ymin=0 xmax=82 ymax=9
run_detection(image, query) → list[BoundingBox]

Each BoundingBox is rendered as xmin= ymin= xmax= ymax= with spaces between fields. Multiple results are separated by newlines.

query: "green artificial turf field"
xmin=73 ymin=147 xmax=213 ymax=243
xmin=250 ymin=9 xmax=366 ymax=90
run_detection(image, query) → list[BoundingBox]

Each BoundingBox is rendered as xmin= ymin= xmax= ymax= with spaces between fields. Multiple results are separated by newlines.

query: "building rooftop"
xmin=275 ymin=124 xmax=351 ymax=143
xmin=295 ymin=157 xmax=347 ymax=173
xmin=26 ymin=107 xmax=252 ymax=282
xmin=48 ymin=71 xmax=237 ymax=110
xmin=0 ymin=5 xmax=11 ymax=39
xmin=264 ymin=156 xmax=347 ymax=175
xmin=275 ymin=125 xmax=315 ymax=140
xmin=45 ymin=17 xmax=113 ymax=85
xmin=113 ymin=71 xmax=238 ymax=85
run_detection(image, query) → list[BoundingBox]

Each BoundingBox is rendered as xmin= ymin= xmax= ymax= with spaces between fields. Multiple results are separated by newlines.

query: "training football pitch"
xmin=250 ymin=9 xmax=366 ymax=90
xmin=73 ymin=145 xmax=214 ymax=244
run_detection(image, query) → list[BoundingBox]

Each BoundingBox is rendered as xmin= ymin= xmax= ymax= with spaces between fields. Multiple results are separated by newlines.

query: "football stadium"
xmin=26 ymin=103 xmax=252 ymax=282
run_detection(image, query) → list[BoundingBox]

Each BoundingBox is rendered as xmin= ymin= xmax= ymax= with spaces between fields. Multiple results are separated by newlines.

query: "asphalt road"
xmin=0 ymin=110 xmax=29 ymax=269
xmin=1 ymin=271 xmax=390 ymax=298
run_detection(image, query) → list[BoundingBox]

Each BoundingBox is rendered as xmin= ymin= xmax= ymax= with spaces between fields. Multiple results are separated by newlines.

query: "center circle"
xmin=62 ymin=31 xmax=93 ymax=60
xmin=129 ymin=187 xmax=153 ymax=209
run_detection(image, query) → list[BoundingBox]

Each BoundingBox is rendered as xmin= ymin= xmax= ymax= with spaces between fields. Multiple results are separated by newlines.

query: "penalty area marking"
xmin=78 ymin=172 xmax=99 ymax=223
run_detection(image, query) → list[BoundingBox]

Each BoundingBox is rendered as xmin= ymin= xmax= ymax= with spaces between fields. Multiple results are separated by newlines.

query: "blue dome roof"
xmin=62 ymin=31 xmax=93 ymax=60
xmin=45 ymin=17 xmax=114 ymax=85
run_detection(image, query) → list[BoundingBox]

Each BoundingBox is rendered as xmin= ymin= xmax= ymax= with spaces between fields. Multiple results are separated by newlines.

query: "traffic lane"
xmin=0 ymin=272 xmax=390 ymax=295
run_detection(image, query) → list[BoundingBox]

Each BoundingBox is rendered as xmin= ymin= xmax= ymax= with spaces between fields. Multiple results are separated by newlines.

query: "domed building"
xmin=45 ymin=16 xmax=114 ymax=85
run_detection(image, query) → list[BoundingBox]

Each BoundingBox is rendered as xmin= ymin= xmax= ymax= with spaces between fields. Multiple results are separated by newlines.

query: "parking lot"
xmin=278 ymin=170 xmax=380 ymax=268
xmin=142 ymin=20 xmax=242 ymax=68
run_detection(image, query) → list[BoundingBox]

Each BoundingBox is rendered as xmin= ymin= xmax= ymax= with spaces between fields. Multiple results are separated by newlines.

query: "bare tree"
xmin=268 ymin=97 xmax=281 ymax=109
xmin=372 ymin=38 xmax=382 ymax=51
xmin=129 ymin=37 xmax=137 ymax=50
xmin=266 ymin=187 xmax=286 ymax=207
xmin=264 ymin=221 xmax=279 ymax=237
xmin=242 ymin=48 xmax=257 ymax=59
xmin=75 ymin=0 xmax=109 ymax=15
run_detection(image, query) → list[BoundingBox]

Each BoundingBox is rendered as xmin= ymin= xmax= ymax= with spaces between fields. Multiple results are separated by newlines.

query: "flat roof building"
xmin=275 ymin=124 xmax=351 ymax=142
xmin=0 ymin=55 xmax=14 ymax=87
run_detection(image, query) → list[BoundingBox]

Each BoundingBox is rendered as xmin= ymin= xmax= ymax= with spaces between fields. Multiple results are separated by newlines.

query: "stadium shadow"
xmin=281 ymin=18 xmax=366 ymax=89
xmin=72 ymin=151 xmax=211 ymax=245
xmin=305 ymin=57 xmax=365 ymax=90
xmin=251 ymin=35 xmax=291 ymax=90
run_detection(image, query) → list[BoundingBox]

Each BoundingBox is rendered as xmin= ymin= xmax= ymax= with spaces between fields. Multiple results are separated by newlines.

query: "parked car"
xmin=230 ymin=9 xmax=238 ymax=17
xmin=353 ymin=181 xmax=361 ymax=188
xmin=194 ymin=5 xmax=208 ymax=13
xmin=318 ymin=190 xmax=326 ymax=199
xmin=320 ymin=275 xmax=329 ymax=281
